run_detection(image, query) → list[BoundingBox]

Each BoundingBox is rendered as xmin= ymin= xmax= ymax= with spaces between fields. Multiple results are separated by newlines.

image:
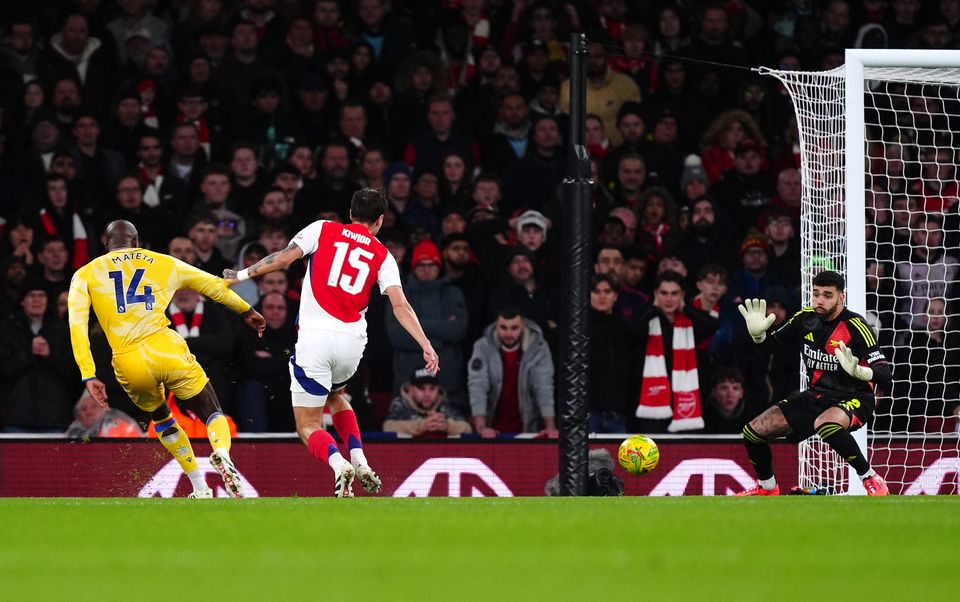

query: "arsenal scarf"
xmin=141 ymin=102 xmax=159 ymax=129
xmin=643 ymin=222 xmax=670 ymax=254
xmin=636 ymin=312 xmax=705 ymax=432
xmin=169 ymin=300 xmax=204 ymax=337
xmin=692 ymin=296 xmax=718 ymax=351
xmin=39 ymin=208 xmax=88 ymax=270
xmin=692 ymin=296 xmax=719 ymax=318
xmin=138 ymin=164 xmax=164 ymax=207
xmin=448 ymin=15 xmax=490 ymax=88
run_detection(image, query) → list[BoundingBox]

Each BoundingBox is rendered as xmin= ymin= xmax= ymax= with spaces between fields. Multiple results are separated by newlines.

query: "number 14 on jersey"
xmin=108 ymin=268 xmax=156 ymax=313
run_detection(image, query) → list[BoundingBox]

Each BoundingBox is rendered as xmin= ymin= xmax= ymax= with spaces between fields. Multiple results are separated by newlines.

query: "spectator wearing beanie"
xmin=601 ymin=101 xmax=648 ymax=185
xmin=643 ymin=108 xmax=685 ymax=192
xmin=488 ymin=245 xmax=556 ymax=336
xmin=679 ymin=157 xmax=710 ymax=206
xmin=386 ymin=240 xmax=469 ymax=412
xmin=761 ymin=207 xmax=801 ymax=292
xmin=382 ymin=368 xmax=472 ymax=436
xmin=727 ymin=229 xmax=780 ymax=306
xmin=515 ymin=208 xmax=547 ymax=251
xmin=515 ymin=209 xmax=560 ymax=288
xmin=384 ymin=161 xmax=438 ymax=234
xmin=442 ymin=233 xmax=488 ymax=349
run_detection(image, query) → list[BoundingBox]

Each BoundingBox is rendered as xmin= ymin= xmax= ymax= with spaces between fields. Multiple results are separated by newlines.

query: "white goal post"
xmin=761 ymin=49 xmax=960 ymax=495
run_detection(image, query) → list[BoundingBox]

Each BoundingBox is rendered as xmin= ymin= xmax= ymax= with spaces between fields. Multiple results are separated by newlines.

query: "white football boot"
xmin=210 ymin=450 xmax=244 ymax=498
xmin=354 ymin=463 xmax=382 ymax=494
xmin=187 ymin=486 xmax=214 ymax=499
xmin=334 ymin=463 xmax=356 ymax=498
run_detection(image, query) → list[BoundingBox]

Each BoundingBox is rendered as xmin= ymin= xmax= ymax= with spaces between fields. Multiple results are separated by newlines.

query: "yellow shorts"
xmin=112 ymin=329 xmax=209 ymax=413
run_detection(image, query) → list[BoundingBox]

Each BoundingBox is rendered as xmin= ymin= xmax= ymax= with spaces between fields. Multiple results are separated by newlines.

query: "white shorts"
xmin=289 ymin=330 xmax=366 ymax=408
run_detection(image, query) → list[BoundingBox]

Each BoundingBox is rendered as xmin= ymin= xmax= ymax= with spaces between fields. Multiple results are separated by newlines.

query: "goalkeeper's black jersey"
xmin=762 ymin=307 xmax=892 ymax=401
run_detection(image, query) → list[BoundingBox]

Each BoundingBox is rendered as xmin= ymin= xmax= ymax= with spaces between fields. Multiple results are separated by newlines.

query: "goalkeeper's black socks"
xmin=742 ymin=424 xmax=775 ymax=481
xmin=816 ymin=422 xmax=871 ymax=476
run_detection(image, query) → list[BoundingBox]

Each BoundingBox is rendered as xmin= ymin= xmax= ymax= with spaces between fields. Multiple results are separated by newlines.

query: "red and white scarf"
xmin=636 ymin=312 xmax=705 ymax=432
xmin=138 ymin=164 xmax=164 ymax=207
xmin=446 ymin=13 xmax=490 ymax=89
xmin=141 ymin=102 xmax=159 ymax=129
xmin=643 ymin=222 xmax=669 ymax=254
xmin=692 ymin=296 xmax=719 ymax=351
xmin=169 ymin=301 xmax=204 ymax=337
xmin=39 ymin=208 xmax=88 ymax=270
xmin=692 ymin=296 xmax=719 ymax=318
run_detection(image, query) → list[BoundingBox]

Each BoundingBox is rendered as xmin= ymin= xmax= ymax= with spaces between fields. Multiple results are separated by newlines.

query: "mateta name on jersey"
xmin=110 ymin=251 xmax=155 ymax=265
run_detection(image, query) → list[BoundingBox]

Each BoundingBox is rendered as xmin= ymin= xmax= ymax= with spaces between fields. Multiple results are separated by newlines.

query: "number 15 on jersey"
xmin=328 ymin=241 xmax=374 ymax=295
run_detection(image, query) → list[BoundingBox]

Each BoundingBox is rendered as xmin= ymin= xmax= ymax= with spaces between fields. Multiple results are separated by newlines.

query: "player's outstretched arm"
xmin=66 ymin=274 xmax=97 ymax=379
xmin=176 ymin=259 xmax=266 ymax=336
xmin=385 ymin=285 xmax=440 ymax=374
xmin=223 ymin=242 xmax=304 ymax=284
xmin=738 ymin=298 xmax=776 ymax=343
xmin=67 ymin=274 xmax=110 ymax=408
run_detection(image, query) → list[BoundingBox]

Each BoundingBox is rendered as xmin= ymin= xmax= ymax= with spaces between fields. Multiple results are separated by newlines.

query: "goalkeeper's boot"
xmin=862 ymin=474 xmax=889 ymax=496
xmin=210 ymin=450 xmax=244 ymax=499
xmin=187 ymin=486 xmax=213 ymax=499
xmin=334 ymin=463 xmax=355 ymax=498
xmin=735 ymin=483 xmax=780 ymax=496
xmin=354 ymin=462 xmax=382 ymax=494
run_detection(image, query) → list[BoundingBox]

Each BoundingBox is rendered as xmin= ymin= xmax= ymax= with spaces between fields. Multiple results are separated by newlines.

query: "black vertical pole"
xmin=559 ymin=33 xmax=592 ymax=496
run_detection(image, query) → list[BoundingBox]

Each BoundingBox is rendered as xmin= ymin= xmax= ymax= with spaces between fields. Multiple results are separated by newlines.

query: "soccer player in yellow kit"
xmin=68 ymin=220 xmax=265 ymax=498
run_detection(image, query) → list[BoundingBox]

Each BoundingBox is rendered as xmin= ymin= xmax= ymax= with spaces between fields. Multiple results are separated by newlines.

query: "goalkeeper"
xmin=735 ymin=270 xmax=892 ymax=496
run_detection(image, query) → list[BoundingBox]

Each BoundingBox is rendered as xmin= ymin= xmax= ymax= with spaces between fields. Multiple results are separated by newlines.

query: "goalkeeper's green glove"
xmin=737 ymin=298 xmax=776 ymax=343
xmin=835 ymin=341 xmax=873 ymax=381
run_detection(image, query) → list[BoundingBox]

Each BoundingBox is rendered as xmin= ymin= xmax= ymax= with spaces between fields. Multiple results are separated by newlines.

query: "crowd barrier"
xmin=0 ymin=437 xmax=952 ymax=496
xmin=0 ymin=436 xmax=799 ymax=497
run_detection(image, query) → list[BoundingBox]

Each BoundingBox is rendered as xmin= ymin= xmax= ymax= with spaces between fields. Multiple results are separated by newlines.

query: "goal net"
xmin=761 ymin=50 xmax=960 ymax=495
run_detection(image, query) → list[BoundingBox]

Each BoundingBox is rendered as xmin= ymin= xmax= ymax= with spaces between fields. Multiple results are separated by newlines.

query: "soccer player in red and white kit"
xmin=225 ymin=189 xmax=439 ymax=497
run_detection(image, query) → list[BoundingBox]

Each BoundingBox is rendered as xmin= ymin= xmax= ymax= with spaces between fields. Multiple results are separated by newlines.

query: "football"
xmin=618 ymin=435 xmax=660 ymax=476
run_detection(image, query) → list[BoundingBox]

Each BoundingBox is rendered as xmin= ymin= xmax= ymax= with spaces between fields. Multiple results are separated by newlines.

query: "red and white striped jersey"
xmin=292 ymin=220 xmax=401 ymax=334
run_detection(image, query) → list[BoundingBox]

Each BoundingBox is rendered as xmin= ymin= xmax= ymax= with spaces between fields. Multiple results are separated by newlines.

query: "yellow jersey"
xmin=68 ymin=248 xmax=251 ymax=381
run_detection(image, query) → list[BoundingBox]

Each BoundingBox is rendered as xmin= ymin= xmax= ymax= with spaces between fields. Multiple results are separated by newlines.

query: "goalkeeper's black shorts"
xmin=777 ymin=390 xmax=875 ymax=442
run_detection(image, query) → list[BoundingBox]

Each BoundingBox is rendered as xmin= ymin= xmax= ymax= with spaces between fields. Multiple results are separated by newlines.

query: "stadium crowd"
xmin=0 ymin=0 xmax=957 ymax=436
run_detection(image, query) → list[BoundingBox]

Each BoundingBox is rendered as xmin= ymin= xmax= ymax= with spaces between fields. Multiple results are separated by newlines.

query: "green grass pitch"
xmin=1 ymin=497 xmax=957 ymax=601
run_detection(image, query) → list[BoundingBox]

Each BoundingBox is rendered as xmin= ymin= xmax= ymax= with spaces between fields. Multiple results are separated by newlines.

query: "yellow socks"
xmin=155 ymin=414 xmax=199 ymax=474
xmin=206 ymin=412 xmax=231 ymax=455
